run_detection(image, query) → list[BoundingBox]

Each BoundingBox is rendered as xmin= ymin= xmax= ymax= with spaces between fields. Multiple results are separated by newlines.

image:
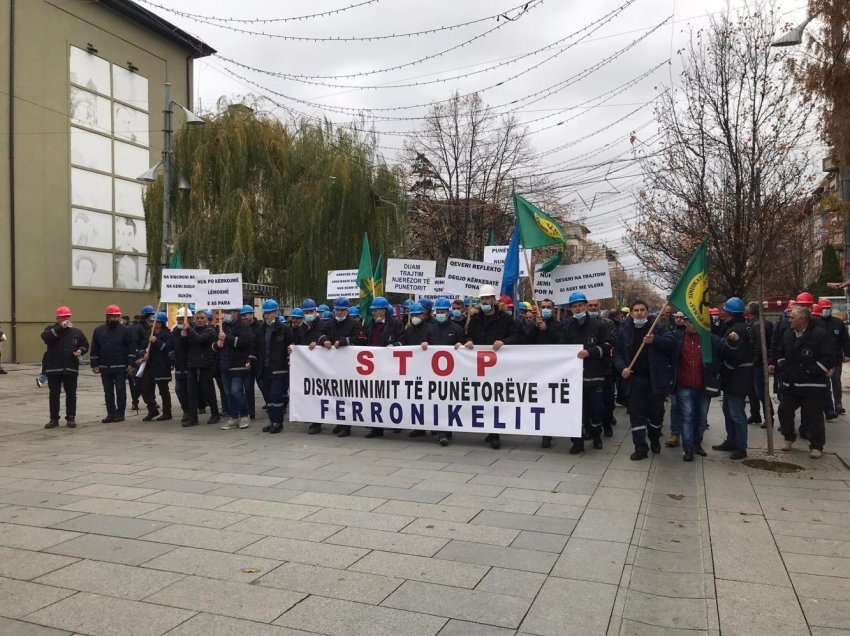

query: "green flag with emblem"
xmin=357 ymin=232 xmax=375 ymax=323
xmin=668 ymin=240 xmax=712 ymax=363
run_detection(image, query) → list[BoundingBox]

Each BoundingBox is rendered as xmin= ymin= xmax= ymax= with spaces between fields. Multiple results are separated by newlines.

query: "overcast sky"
xmin=142 ymin=0 xmax=813 ymax=283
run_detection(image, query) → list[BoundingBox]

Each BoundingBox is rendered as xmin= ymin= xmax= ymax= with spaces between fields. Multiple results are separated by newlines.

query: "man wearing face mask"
xmin=90 ymin=304 xmax=135 ymax=423
xmin=464 ymin=284 xmax=519 ymax=450
xmin=128 ymin=305 xmax=156 ymax=413
xmin=218 ymin=305 xmax=257 ymax=431
xmin=615 ymin=300 xmax=675 ymax=460
xmin=182 ymin=309 xmax=220 ymax=427
xmin=358 ymin=296 xmax=404 ymax=438
xmin=561 ymin=292 xmax=613 ymax=454
xmin=450 ymin=299 xmax=467 ymax=327
xmin=172 ymin=308 xmax=191 ymax=422
xmin=588 ymin=299 xmax=618 ymax=438
xmin=256 ymin=299 xmax=291 ymax=434
xmin=140 ymin=312 xmax=173 ymax=422
xmin=315 ymin=298 xmax=360 ymax=437
xmin=289 ymin=306 xmax=323 ymax=435
xmin=42 ymin=306 xmax=89 ymax=429
xmin=818 ymin=298 xmax=850 ymax=415
xmin=709 ymin=307 xmax=724 ymax=337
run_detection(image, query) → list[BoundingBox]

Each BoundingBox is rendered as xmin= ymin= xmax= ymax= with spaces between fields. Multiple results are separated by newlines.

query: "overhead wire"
xmin=136 ymin=0 xmax=381 ymax=24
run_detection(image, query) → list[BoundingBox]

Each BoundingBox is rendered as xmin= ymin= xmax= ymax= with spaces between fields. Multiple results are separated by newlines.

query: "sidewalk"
xmin=0 ymin=363 xmax=848 ymax=635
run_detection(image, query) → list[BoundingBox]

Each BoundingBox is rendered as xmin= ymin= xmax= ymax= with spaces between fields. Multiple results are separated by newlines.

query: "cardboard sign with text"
xmin=443 ymin=258 xmax=504 ymax=296
xmin=483 ymin=245 xmax=532 ymax=278
xmin=533 ymin=260 xmax=613 ymax=303
xmin=197 ymin=273 xmax=243 ymax=310
xmin=385 ymin=259 xmax=437 ymax=294
xmin=326 ymin=269 xmax=360 ymax=299
xmin=159 ymin=269 xmax=209 ymax=304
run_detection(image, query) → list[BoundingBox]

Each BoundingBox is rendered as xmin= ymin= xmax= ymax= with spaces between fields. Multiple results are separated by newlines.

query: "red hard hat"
xmin=812 ymin=302 xmax=822 ymax=317
xmin=819 ymin=298 xmax=833 ymax=309
xmin=795 ymin=291 xmax=815 ymax=306
xmin=499 ymin=294 xmax=514 ymax=307
xmin=105 ymin=304 xmax=122 ymax=315
xmin=55 ymin=306 xmax=72 ymax=318
xmin=709 ymin=307 xmax=720 ymax=316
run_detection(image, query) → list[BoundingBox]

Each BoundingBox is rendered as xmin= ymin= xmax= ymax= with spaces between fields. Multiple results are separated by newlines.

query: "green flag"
xmin=513 ymin=193 xmax=566 ymax=249
xmin=357 ymin=232 xmax=375 ymax=322
xmin=373 ymin=249 xmax=384 ymax=297
xmin=668 ymin=240 xmax=712 ymax=363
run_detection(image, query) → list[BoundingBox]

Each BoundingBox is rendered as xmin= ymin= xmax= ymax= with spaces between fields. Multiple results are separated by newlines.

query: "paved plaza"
xmin=0 ymin=364 xmax=849 ymax=635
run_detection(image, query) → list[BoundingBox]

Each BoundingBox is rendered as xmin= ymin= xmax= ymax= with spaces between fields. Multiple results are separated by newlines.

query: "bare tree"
xmin=627 ymin=5 xmax=815 ymax=296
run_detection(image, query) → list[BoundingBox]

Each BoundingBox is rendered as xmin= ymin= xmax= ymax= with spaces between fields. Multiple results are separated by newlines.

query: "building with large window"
xmin=0 ymin=0 xmax=213 ymax=361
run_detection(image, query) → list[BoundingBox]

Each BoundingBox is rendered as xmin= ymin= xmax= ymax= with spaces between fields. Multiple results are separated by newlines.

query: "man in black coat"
xmin=256 ymin=300 xmax=292 ymax=434
xmin=90 ymin=304 xmax=135 ymax=423
xmin=180 ymin=309 xmax=220 ymax=427
xmin=817 ymin=298 xmax=850 ymax=415
xmin=128 ymin=305 xmax=156 ymax=412
xmin=314 ymin=297 xmax=360 ymax=437
xmin=139 ymin=312 xmax=173 ymax=422
xmin=218 ymin=305 xmax=257 ymax=430
xmin=172 ymin=308 xmax=190 ymax=421
xmin=42 ymin=306 xmax=89 ymax=429
xmin=358 ymin=296 xmax=404 ymax=439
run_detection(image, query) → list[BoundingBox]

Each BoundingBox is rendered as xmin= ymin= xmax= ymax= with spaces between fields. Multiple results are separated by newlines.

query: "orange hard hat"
xmin=55 ymin=306 xmax=72 ymax=318
xmin=795 ymin=291 xmax=815 ymax=306
xmin=819 ymin=298 xmax=833 ymax=309
xmin=105 ymin=304 xmax=122 ymax=315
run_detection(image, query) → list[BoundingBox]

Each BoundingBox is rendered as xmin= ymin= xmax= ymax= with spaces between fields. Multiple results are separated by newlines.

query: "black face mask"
xmin=107 ymin=318 xmax=120 ymax=327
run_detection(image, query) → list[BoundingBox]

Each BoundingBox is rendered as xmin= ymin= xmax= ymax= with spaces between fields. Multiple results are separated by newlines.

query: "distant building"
xmin=0 ymin=0 xmax=214 ymax=361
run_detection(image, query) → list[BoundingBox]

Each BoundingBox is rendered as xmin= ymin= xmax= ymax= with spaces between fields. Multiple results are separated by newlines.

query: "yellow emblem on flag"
xmin=533 ymin=211 xmax=563 ymax=241
xmin=685 ymin=271 xmax=710 ymax=330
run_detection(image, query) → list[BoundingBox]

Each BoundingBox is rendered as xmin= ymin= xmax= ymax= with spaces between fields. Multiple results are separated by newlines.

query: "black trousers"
xmin=141 ymin=370 xmax=172 ymax=416
xmin=779 ymin=390 xmax=825 ymax=450
xmin=215 ymin=370 xmax=230 ymax=417
xmin=48 ymin=372 xmax=78 ymax=420
xmin=100 ymin=368 xmax=127 ymax=417
xmin=174 ymin=371 xmax=188 ymax=412
xmin=628 ymin=375 xmax=666 ymax=452
xmin=127 ymin=369 xmax=141 ymax=406
xmin=187 ymin=367 xmax=218 ymax=419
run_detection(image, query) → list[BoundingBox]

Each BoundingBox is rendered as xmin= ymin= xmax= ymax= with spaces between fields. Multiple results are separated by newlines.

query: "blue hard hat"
xmin=568 ymin=292 xmax=588 ymax=305
xmin=302 ymin=298 xmax=317 ymax=311
xmin=277 ymin=315 xmax=287 ymax=324
xmin=333 ymin=297 xmax=350 ymax=310
xmin=317 ymin=304 xmax=330 ymax=312
xmin=321 ymin=310 xmax=331 ymax=319
xmin=289 ymin=307 xmax=305 ymax=318
xmin=370 ymin=296 xmax=391 ymax=311
xmin=141 ymin=305 xmax=156 ymax=316
xmin=204 ymin=309 xmax=213 ymax=320
xmin=722 ymin=296 xmax=745 ymax=314
xmin=410 ymin=303 xmax=425 ymax=315
xmin=188 ymin=303 xmax=196 ymax=312
xmin=463 ymin=297 xmax=473 ymax=307
xmin=155 ymin=312 xmax=168 ymax=324
xmin=261 ymin=299 xmax=279 ymax=313
xmin=403 ymin=299 xmax=414 ymax=308
xmin=434 ymin=297 xmax=452 ymax=310
xmin=349 ymin=307 xmax=361 ymax=317
xmin=419 ymin=299 xmax=433 ymax=311
xmin=240 ymin=304 xmax=254 ymax=316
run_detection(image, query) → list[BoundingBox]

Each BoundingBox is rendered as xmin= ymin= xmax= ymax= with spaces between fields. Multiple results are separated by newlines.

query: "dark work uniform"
xmin=820 ymin=314 xmax=850 ymax=414
xmin=172 ymin=323 xmax=189 ymax=418
xmin=317 ymin=316 xmax=359 ymax=436
xmin=219 ymin=320 xmax=257 ymax=419
xmin=127 ymin=319 xmax=149 ymax=410
xmin=717 ymin=317 xmax=755 ymax=454
xmin=181 ymin=323 xmax=219 ymax=424
xmin=141 ymin=328 xmax=173 ymax=420
xmin=41 ymin=323 xmax=89 ymax=423
xmin=361 ymin=318 xmax=404 ymax=437
xmin=399 ymin=321 xmax=431 ymax=346
xmin=90 ymin=321 xmax=135 ymax=420
xmin=256 ymin=319 xmax=292 ymax=432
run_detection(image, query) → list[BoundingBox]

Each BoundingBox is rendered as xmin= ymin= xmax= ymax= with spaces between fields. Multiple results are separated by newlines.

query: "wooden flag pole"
xmin=625 ymin=302 xmax=668 ymax=373
xmin=759 ymin=272 xmax=775 ymax=456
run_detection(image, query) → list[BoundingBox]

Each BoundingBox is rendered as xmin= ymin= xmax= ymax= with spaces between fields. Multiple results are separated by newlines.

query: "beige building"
xmin=0 ymin=0 xmax=213 ymax=361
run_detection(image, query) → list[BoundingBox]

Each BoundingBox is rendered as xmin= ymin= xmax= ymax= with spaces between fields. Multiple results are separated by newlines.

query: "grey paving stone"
xmin=613 ymin=617 xmax=709 ymax=635
xmin=717 ymin=579 xmax=809 ymax=635
xmin=287 ymin=491 xmax=387 ymax=511
xmin=588 ymin=487 xmax=644 ymax=513
xmin=63 ymin=484 xmax=159 ymax=500
xmin=435 ymin=540 xmax=558 ymax=573
xmin=535 ymin=503 xmax=585 ymax=519
xmin=803 ymin=597 xmax=850 ymax=629
xmin=78 ymin=472 xmax=155 ymax=487
xmin=511 ymin=530 xmax=568 ymax=553
xmin=374 ymin=500 xmax=480 ymax=522
xmin=52 ymin=513 xmax=168 ymax=539
xmin=35 ymin=559 xmax=184 ymax=600
xmin=134 ymin=467 xmax=218 ymax=481
xmin=500 ymin=487 xmax=590 ymax=507
xmin=402 ymin=518 xmax=520 ymax=547
xmin=415 ymin=483 xmax=505 ymax=498
xmin=769 ymin=519 xmax=850 ymax=541
xmin=472 ymin=510 xmax=576 ymax=535
xmin=145 ymin=574 xmax=305 ymax=622
xmin=551 ymin=537 xmax=628 ymax=584
xmin=351 ymin=550 xmax=488 ymax=587
xmin=469 ymin=474 xmax=561 ymax=491
xmin=0 ymin=547 xmax=78 ymax=581
xmin=138 ymin=490 xmax=235 ymax=510
xmin=384 ymin=579 xmax=531 ymax=629
xmin=239 ymin=536 xmax=368 ymax=568
xmin=520 ymin=576 xmax=617 ymax=636
xmin=709 ymin=510 xmax=792 ymax=586
xmin=204 ymin=484 xmax=301 ymax=503
xmin=217 ymin=498 xmax=320 ymax=520
xmin=572 ymin=509 xmax=637 ymax=543
xmin=227 ymin=515 xmax=343 ymax=541
xmin=353 ymin=485 xmax=450 ymax=503
xmin=139 ymin=523 xmax=263 ymax=553
xmin=274 ymin=595 xmax=446 ymax=636
xmin=777 ymin=534 xmax=850 ymax=558
xmin=0 ymin=576 xmax=75 ymax=618
xmin=25 ymin=591 xmax=194 ymax=636
xmin=304 ymin=508 xmax=415 ymax=531
xmin=0 ymin=522 xmax=80 ymax=550
xmin=142 ymin=546 xmax=281 ymax=582
xmin=437 ymin=619 xmax=515 ymax=636
xmin=59 ymin=498 xmax=165 ymax=517
xmin=258 ymin=562 xmax=402 ymax=604
xmin=631 ymin=545 xmax=711 ymax=574
xmin=0 ymin=617 xmax=71 ymax=636
xmin=138 ymin=477 xmax=221 ymax=493
xmin=390 ymin=468 xmax=473 ymax=485
xmin=621 ymin=590 xmax=708 ymax=630
xmin=325 ymin=527 xmax=448 ymax=557
xmin=45 ymin=534 xmax=176 ymax=566
xmin=138 ymin=505 xmax=248 ymax=529
xmin=0 ymin=479 xmax=85 ymax=494
xmin=640 ymin=502 xmax=704 ymax=522
xmin=440 ymin=494 xmax=540 ymax=514
xmin=206 ymin=473 xmax=289 ymax=488
xmin=784 ymin=552 xmax=850 ymax=578
xmin=627 ymin=565 xmax=714 ymax=599
xmin=600 ymin=469 xmax=648 ymax=490
xmin=165 ymin=612 xmax=316 ymax=636
xmin=273 ymin=478 xmax=363 ymax=494
xmin=0 ymin=491 xmax=84 ymax=509
xmin=790 ymin=572 xmax=850 ymax=602
xmin=0 ymin=506 xmax=83 ymax=527
xmin=475 ymin=567 xmax=546 ymax=600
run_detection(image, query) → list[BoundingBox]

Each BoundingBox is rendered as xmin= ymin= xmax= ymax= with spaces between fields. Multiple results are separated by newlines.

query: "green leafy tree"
xmin=813 ymin=244 xmax=842 ymax=296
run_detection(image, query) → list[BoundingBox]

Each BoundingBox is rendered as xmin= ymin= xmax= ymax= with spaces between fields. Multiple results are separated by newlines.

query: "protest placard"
xmin=483 ymin=245 xmax=532 ymax=278
xmin=533 ymin=260 xmax=613 ymax=303
xmin=418 ymin=277 xmax=462 ymax=301
xmin=326 ymin=269 xmax=360 ymax=298
xmin=290 ymin=345 xmax=583 ymax=437
xmin=197 ymin=273 xmax=243 ymax=309
xmin=159 ymin=269 xmax=208 ymax=304
xmin=385 ymin=258 xmax=437 ymax=294
xmin=443 ymin=258 xmax=504 ymax=296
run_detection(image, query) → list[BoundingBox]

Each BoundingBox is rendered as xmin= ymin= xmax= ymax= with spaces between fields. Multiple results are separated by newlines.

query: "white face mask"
xmin=411 ymin=317 xmax=422 ymax=326
xmin=633 ymin=318 xmax=648 ymax=328
xmin=823 ymin=309 xmax=832 ymax=318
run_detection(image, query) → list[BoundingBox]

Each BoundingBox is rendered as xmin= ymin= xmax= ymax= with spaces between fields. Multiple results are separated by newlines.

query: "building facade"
xmin=0 ymin=0 xmax=213 ymax=361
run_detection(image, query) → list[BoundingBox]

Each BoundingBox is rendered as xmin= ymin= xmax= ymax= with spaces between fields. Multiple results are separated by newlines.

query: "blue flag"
xmin=501 ymin=225 xmax=520 ymax=298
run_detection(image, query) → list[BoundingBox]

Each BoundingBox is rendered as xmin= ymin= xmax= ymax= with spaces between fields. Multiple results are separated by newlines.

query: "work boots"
xmin=45 ymin=419 xmax=59 ymax=429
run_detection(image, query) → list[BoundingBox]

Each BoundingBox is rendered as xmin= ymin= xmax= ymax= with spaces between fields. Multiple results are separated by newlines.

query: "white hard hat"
xmin=176 ymin=308 xmax=188 ymax=318
xmin=479 ymin=284 xmax=498 ymax=298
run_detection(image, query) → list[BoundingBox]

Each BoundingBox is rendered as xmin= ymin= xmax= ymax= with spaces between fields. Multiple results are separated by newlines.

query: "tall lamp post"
xmin=138 ymin=82 xmax=205 ymax=271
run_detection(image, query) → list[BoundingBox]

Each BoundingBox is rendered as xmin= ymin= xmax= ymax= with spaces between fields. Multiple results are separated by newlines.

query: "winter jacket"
xmin=718 ymin=316 xmax=755 ymax=397
xmin=614 ymin=317 xmax=675 ymax=396
xmin=218 ymin=320 xmax=257 ymax=375
xmin=428 ymin=319 xmax=466 ymax=346
xmin=399 ymin=321 xmax=431 ymax=346
xmin=819 ymin=315 xmax=850 ymax=365
xmin=181 ymin=324 xmax=217 ymax=369
xmin=90 ymin=322 xmax=135 ymax=371
xmin=561 ymin=316 xmax=613 ymax=383
xmin=747 ymin=318 xmax=773 ymax=368
xmin=41 ymin=324 xmax=89 ymax=375
xmin=770 ymin=322 xmax=832 ymax=395
xmin=361 ymin=318 xmax=404 ymax=347
xmin=147 ymin=329 xmax=173 ymax=381
xmin=318 ymin=317 xmax=359 ymax=347
xmin=255 ymin=320 xmax=291 ymax=375
xmin=171 ymin=324 xmax=189 ymax=375
xmin=128 ymin=320 xmax=151 ymax=360
xmin=670 ymin=328 xmax=721 ymax=396
xmin=466 ymin=311 xmax=519 ymax=345
xmin=535 ymin=317 xmax=563 ymax=345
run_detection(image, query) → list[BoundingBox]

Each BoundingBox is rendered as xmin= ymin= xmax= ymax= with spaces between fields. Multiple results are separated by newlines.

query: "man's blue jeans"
xmin=722 ymin=394 xmax=748 ymax=451
xmin=228 ymin=373 xmax=252 ymax=418
xmin=676 ymin=387 xmax=708 ymax=451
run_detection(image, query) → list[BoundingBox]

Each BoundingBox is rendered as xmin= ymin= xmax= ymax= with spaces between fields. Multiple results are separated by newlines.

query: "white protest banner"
xmin=197 ymin=273 xmax=243 ymax=310
xmin=326 ymin=269 xmax=359 ymax=298
xmin=159 ymin=269 xmax=208 ymax=304
xmin=483 ymin=245 xmax=532 ymax=278
xmin=417 ymin=277 xmax=462 ymax=301
xmin=290 ymin=345 xmax=583 ymax=437
xmin=443 ymin=258 xmax=504 ymax=296
xmin=385 ymin=258 xmax=437 ymax=294
xmin=533 ymin=260 xmax=613 ymax=303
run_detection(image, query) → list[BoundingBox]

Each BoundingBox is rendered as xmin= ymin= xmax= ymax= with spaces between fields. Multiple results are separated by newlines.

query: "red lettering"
xmin=477 ymin=351 xmax=497 ymax=377
xmin=393 ymin=349 xmax=414 ymax=375
xmin=355 ymin=351 xmax=374 ymax=375
xmin=431 ymin=350 xmax=454 ymax=376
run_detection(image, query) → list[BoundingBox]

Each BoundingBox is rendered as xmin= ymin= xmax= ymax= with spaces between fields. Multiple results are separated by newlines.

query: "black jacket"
xmin=90 ymin=322 xmax=135 ymax=371
xmin=428 ymin=320 xmax=466 ymax=346
xmin=514 ymin=318 xmax=538 ymax=344
xmin=41 ymin=324 xmax=89 ymax=374
xmin=535 ymin=317 xmax=562 ymax=345
xmin=255 ymin=320 xmax=292 ymax=375
xmin=318 ymin=317 xmax=359 ymax=347
xmin=399 ymin=321 xmax=431 ymax=346
xmin=770 ymin=322 xmax=832 ymax=395
xmin=129 ymin=320 xmax=151 ymax=360
xmin=359 ymin=318 xmax=404 ymax=347
xmin=819 ymin=315 xmax=850 ymax=364
xmin=171 ymin=324 xmax=189 ymax=374
xmin=181 ymin=324 xmax=217 ymax=369
xmin=718 ymin=316 xmax=755 ymax=397
xmin=561 ymin=316 xmax=613 ymax=383
xmin=614 ymin=317 xmax=675 ymax=396
xmin=747 ymin=318 xmax=773 ymax=368
xmin=147 ymin=329 xmax=173 ymax=381
xmin=466 ymin=311 xmax=518 ymax=345
xmin=218 ymin=320 xmax=257 ymax=374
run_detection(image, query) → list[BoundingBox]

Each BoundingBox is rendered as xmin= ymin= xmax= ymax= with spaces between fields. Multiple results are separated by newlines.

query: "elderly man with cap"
xmin=42 ymin=306 xmax=89 ymax=429
xmin=464 ymin=284 xmax=520 ymax=449
xmin=255 ymin=300 xmax=291 ymax=434
xmin=218 ymin=305 xmax=257 ymax=431
xmin=315 ymin=297 xmax=361 ymax=437
xmin=139 ymin=312 xmax=174 ymax=422
xmin=181 ymin=309 xmax=220 ymax=427
xmin=90 ymin=304 xmax=135 ymax=423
